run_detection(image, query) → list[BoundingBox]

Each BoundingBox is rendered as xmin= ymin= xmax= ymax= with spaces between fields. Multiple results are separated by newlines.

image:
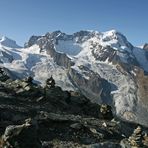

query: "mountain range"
xmin=0 ymin=30 xmax=148 ymax=126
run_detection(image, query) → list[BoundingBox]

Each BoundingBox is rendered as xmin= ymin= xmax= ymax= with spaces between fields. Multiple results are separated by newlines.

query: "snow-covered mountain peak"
xmin=103 ymin=29 xmax=119 ymax=36
xmin=102 ymin=29 xmax=125 ymax=39
xmin=100 ymin=30 xmax=133 ymax=50
xmin=25 ymin=30 xmax=133 ymax=55
xmin=0 ymin=36 xmax=21 ymax=48
xmin=23 ymin=30 xmax=141 ymax=67
xmin=0 ymin=29 xmax=148 ymax=126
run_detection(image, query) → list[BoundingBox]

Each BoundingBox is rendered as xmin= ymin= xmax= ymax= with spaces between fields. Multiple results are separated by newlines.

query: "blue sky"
xmin=0 ymin=0 xmax=147 ymax=46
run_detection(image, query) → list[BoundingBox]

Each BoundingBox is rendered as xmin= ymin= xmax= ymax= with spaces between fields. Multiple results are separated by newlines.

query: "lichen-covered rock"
xmin=1 ymin=122 xmax=41 ymax=148
xmin=128 ymin=126 xmax=144 ymax=147
xmin=100 ymin=104 xmax=113 ymax=120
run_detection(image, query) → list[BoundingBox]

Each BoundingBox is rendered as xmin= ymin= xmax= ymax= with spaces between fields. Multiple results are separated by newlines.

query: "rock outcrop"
xmin=128 ymin=126 xmax=144 ymax=147
xmin=143 ymin=43 xmax=148 ymax=51
xmin=1 ymin=122 xmax=41 ymax=148
xmin=69 ymin=67 xmax=111 ymax=103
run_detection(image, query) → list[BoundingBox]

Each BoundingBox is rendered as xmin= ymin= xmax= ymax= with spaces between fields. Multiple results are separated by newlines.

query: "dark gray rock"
xmin=1 ymin=123 xmax=41 ymax=148
xmin=24 ymin=35 xmax=42 ymax=48
xmin=69 ymin=67 xmax=111 ymax=103
xmin=143 ymin=43 xmax=148 ymax=51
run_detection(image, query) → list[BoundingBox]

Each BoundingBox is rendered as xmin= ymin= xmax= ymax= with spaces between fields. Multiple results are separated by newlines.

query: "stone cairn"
xmin=45 ymin=76 xmax=55 ymax=88
xmin=100 ymin=104 xmax=113 ymax=120
xmin=24 ymin=76 xmax=33 ymax=84
xmin=128 ymin=126 xmax=144 ymax=147
xmin=0 ymin=68 xmax=4 ymax=74
xmin=0 ymin=68 xmax=9 ymax=81
xmin=44 ymin=76 xmax=55 ymax=98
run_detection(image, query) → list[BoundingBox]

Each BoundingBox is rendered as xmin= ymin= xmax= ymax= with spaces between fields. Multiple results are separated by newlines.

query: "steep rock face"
xmin=24 ymin=35 xmax=42 ymax=48
xmin=38 ymin=37 xmax=74 ymax=68
xmin=143 ymin=43 xmax=148 ymax=60
xmin=0 ymin=50 xmax=13 ymax=63
xmin=143 ymin=43 xmax=148 ymax=51
xmin=134 ymin=67 xmax=148 ymax=107
xmin=91 ymin=44 xmax=139 ymax=68
xmin=69 ymin=66 xmax=111 ymax=103
xmin=26 ymin=32 xmax=74 ymax=69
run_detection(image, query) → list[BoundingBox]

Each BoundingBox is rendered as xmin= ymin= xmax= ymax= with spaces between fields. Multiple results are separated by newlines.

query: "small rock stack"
xmin=46 ymin=76 xmax=55 ymax=88
xmin=0 ymin=68 xmax=9 ymax=82
xmin=100 ymin=104 xmax=113 ymax=120
xmin=128 ymin=126 xmax=144 ymax=147
xmin=143 ymin=133 xmax=148 ymax=147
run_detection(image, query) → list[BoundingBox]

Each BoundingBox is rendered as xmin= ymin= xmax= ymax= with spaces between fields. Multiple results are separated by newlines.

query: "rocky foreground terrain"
xmin=0 ymin=68 xmax=148 ymax=148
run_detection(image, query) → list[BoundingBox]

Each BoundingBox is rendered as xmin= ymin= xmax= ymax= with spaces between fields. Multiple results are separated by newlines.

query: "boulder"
xmin=1 ymin=122 xmax=41 ymax=148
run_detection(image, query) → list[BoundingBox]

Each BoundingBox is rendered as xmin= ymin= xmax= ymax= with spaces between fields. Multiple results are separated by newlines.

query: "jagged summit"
xmin=24 ymin=29 xmax=133 ymax=57
xmin=102 ymin=29 xmax=132 ymax=46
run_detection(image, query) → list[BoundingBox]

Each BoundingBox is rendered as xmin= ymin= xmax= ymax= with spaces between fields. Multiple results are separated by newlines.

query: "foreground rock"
xmin=0 ymin=72 xmax=148 ymax=148
xmin=1 ymin=122 xmax=41 ymax=148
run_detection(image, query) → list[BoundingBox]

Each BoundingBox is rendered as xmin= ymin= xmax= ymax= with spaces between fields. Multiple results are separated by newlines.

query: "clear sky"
xmin=0 ymin=0 xmax=147 ymax=46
